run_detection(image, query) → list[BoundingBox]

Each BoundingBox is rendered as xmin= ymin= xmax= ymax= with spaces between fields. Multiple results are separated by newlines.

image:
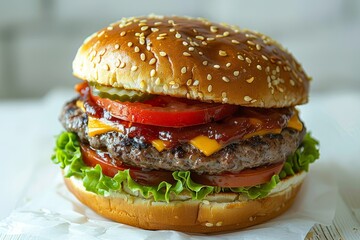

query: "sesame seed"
xmin=183 ymin=52 xmax=191 ymax=56
xmin=140 ymin=26 xmax=148 ymax=31
xmin=290 ymin=79 xmax=295 ymax=86
xmin=246 ymin=77 xmax=254 ymax=83
xmin=276 ymin=66 xmax=280 ymax=72
xmin=150 ymin=69 xmax=156 ymax=77
xmin=226 ymin=63 xmax=231 ymax=67
xmin=131 ymin=65 xmax=138 ymax=71
xmin=134 ymin=46 xmax=140 ymax=52
xmin=210 ymin=26 xmax=218 ymax=33
xmin=207 ymin=74 xmax=212 ymax=80
xmin=265 ymin=66 xmax=270 ymax=73
xmin=103 ymin=64 xmax=110 ymax=71
xmin=231 ymin=39 xmax=240 ymax=44
xmin=186 ymin=79 xmax=192 ymax=86
xmin=182 ymin=41 xmax=189 ymax=46
xmin=245 ymin=57 xmax=252 ymax=64
xmin=205 ymin=223 xmax=214 ymax=227
xmin=159 ymin=51 xmax=167 ymax=57
xmin=193 ymin=80 xmax=200 ymax=86
xmin=256 ymin=44 xmax=261 ymax=50
xmin=244 ymin=96 xmax=252 ymax=102
xmin=202 ymin=61 xmax=208 ymax=66
xmin=181 ymin=67 xmax=187 ymax=74
xmin=156 ymin=36 xmax=165 ymax=40
xmin=163 ymin=84 xmax=169 ymax=91
xmin=159 ymin=33 xmax=167 ymax=37
xmin=202 ymin=41 xmax=208 ymax=45
xmin=249 ymin=216 xmax=254 ymax=222
xmin=247 ymin=40 xmax=255 ymax=45
xmin=149 ymin=58 xmax=156 ymax=65
xmin=175 ymin=32 xmax=181 ymax=38
xmin=172 ymin=83 xmax=180 ymax=89
xmin=140 ymin=53 xmax=146 ymax=61
xmin=214 ymin=65 xmax=220 ymax=69
xmin=221 ymin=92 xmax=227 ymax=98
xmin=151 ymin=28 xmax=159 ymax=32
xmin=219 ymin=50 xmax=227 ymax=56
xmin=233 ymin=71 xmax=240 ymax=76
xmin=99 ymin=49 xmax=106 ymax=56
xmin=169 ymin=28 xmax=175 ymax=32
xmin=114 ymin=44 xmax=120 ymax=50
xmin=222 ymin=76 xmax=230 ymax=82
xmin=251 ymin=99 xmax=257 ymax=103
xmin=140 ymin=80 xmax=146 ymax=89
xmin=256 ymin=65 xmax=262 ymax=70
xmin=207 ymin=37 xmax=215 ymax=41
xmin=207 ymin=85 xmax=213 ymax=92
xmin=216 ymin=222 xmax=223 ymax=227
xmin=119 ymin=62 xmax=126 ymax=68
xmin=198 ymin=51 xmax=203 ymax=55
xmin=196 ymin=35 xmax=205 ymax=40
xmin=262 ymin=55 xmax=269 ymax=61
xmin=222 ymin=97 xmax=228 ymax=103
xmin=216 ymin=34 xmax=224 ymax=38
xmin=188 ymin=47 xmax=194 ymax=52
xmin=237 ymin=55 xmax=244 ymax=61
xmin=155 ymin=78 xmax=161 ymax=85
xmin=127 ymin=42 xmax=133 ymax=47
xmin=115 ymin=59 xmax=121 ymax=68
xmin=223 ymin=31 xmax=230 ymax=36
xmin=97 ymin=31 xmax=105 ymax=37
xmin=107 ymin=26 xmax=113 ymax=31
xmin=120 ymin=31 xmax=126 ymax=37
xmin=154 ymin=22 xmax=162 ymax=26
xmin=139 ymin=38 xmax=145 ymax=45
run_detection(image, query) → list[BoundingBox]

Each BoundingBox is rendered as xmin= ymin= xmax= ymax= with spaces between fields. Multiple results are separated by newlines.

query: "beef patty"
xmin=60 ymin=99 xmax=305 ymax=174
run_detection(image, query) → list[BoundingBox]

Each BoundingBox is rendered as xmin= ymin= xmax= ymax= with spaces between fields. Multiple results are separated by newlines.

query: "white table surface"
xmin=0 ymin=89 xmax=359 ymax=238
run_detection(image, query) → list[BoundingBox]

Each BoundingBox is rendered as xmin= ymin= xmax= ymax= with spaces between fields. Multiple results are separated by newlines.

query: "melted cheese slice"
xmin=190 ymin=135 xmax=222 ymax=157
xmin=88 ymin=117 xmax=122 ymax=137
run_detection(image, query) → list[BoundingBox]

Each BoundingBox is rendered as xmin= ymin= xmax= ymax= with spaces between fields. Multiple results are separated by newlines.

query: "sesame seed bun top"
xmin=72 ymin=15 xmax=310 ymax=107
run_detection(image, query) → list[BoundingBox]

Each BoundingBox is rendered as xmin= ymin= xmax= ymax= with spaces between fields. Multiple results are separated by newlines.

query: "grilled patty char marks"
xmin=60 ymin=99 xmax=305 ymax=174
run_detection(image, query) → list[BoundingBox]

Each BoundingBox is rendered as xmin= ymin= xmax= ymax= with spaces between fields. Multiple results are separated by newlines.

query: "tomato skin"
xmin=191 ymin=162 xmax=284 ymax=187
xmin=80 ymin=144 xmax=175 ymax=186
xmin=90 ymin=92 xmax=238 ymax=128
xmin=80 ymin=144 xmax=283 ymax=188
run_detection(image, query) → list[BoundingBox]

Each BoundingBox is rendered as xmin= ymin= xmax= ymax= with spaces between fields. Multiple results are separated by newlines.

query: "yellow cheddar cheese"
xmin=151 ymin=139 xmax=167 ymax=152
xmin=190 ymin=135 xmax=222 ymax=157
xmin=287 ymin=113 xmax=303 ymax=131
xmin=76 ymin=100 xmax=85 ymax=112
xmin=88 ymin=117 xmax=122 ymax=137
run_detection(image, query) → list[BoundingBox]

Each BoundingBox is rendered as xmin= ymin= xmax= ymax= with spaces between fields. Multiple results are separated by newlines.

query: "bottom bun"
xmin=64 ymin=172 xmax=306 ymax=233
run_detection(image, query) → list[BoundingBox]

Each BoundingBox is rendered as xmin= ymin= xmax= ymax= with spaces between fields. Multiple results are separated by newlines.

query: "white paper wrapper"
xmin=0 ymin=159 xmax=336 ymax=240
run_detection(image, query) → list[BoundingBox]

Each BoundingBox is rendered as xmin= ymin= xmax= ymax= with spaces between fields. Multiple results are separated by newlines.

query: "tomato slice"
xmin=80 ymin=144 xmax=175 ymax=186
xmin=80 ymin=144 xmax=284 ymax=188
xmin=191 ymin=162 xmax=284 ymax=187
xmin=90 ymin=91 xmax=238 ymax=128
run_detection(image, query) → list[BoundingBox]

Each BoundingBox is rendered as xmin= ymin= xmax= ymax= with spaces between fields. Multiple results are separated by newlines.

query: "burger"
xmin=52 ymin=15 xmax=319 ymax=233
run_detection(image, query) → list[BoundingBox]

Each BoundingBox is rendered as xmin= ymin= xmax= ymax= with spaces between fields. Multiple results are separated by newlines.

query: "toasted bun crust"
xmin=64 ymin=171 xmax=305 ymax=233
xmin=73 ymin=15 xmax=310 ymax=108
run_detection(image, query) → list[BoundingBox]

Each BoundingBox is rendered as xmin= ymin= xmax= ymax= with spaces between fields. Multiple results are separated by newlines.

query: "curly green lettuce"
xmin=51 ymin=131 xmax=319 ymax=202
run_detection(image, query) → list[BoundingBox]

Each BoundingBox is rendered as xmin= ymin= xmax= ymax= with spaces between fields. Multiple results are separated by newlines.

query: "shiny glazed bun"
xmin=73 ymin=15 xmax=310 ymax=108
xmin=64 ymin=172 xmax=306 ymax=233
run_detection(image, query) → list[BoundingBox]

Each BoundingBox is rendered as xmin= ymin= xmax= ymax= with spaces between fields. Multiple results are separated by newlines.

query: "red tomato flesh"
xmin=80 ymin=144 xmax=284 ymax=187
xmin=90 ymin=91 xmax=238 ymax=128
